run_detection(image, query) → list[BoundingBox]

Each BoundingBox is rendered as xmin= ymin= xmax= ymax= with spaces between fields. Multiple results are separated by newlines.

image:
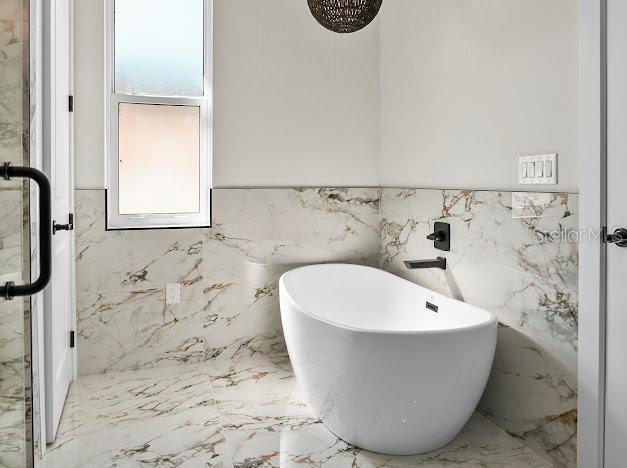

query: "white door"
xmin=605 ymin=1 xmax=627 ymax=466
xmin=43 ymin=0 xmax=75 ymax=442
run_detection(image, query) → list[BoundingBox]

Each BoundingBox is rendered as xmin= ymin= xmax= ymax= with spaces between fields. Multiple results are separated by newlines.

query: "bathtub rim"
xmin=279 ymin=263 xmax=498 ymax=336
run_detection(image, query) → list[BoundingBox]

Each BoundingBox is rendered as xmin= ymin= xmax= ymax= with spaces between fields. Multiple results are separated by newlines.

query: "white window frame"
xmin=104 ymin=0 xmax=212 ymax=230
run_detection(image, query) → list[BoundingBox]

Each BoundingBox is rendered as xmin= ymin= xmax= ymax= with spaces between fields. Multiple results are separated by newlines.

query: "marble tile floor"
xmin=40 ymin=353 xmax=553 ymax=468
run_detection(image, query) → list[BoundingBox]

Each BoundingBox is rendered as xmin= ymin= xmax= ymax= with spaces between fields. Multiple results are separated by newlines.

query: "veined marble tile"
xmin=42 ymin=363 xmax=232 ymax=467
xmin=0 ymin=188 xmax=22 ymax=239
xmin=0 ymin=124 xmax=24 ymax=190
xmin=77 ymin=289 xmax=209 ymax=374
xmin=480 ymin=326 xmax=577 ymax=468
xmin=0 ymin=5 xmax=29 ymax=465
xmin=224 ymin=415 xmax=552 ymax=468
xmin=75 ymin=191 xmax=204 ymax=294
xmin=76 ymin=283 xmax=287 ymax=375
xmin=379 ymin=188 xmax=578 ymax=468
xmin=74 ymin=187 xmax=576 ymax=467
xmin=0 ymin=406 xmax=25 ymax=468
xmin=44 ymin=411 xmax=231 ymax=468
xmin=75 ymin=188 xmax=380 ymax=375
xmin=205 ymin=353 xmax=552 ymax=468
xmin=208 ymin=353 xmax=314 ymax=434
xmin=0 ymin=188 xmax=23 ymax=277
xmin=0 ymin=9 xmax=24 ymax=123
xmin=214 ymin=354 xmax=553 ymax=468
xmin=41 ymin=353 xmax=554 ymax=468
xmin=0 ymin=298 xmax=25 ymax=398
xmin=0 ymin=304 xmax=27 ymax=468
xmin=380 ymin=189 xmax=578 ymax=350
xmin=209 ymin=188 xmax=380 ymax=265
xmin=54 ymin=365 xmax=217 ymax=433
xmin=201 ymin=188 xmax=380 ymax=371
xmin=0 ymin=288 xmax=27 ymax=468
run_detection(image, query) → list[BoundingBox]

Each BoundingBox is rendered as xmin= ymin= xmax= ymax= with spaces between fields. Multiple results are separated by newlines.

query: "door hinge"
xmin=68 ymin=95 xmax=74 ymax=112
xmin=70 ymin=330 xmax=75 ymax=348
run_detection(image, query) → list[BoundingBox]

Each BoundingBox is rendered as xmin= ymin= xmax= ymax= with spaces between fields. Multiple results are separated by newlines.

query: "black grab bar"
xmin=0 ymin=162 xmax=52 ymax=300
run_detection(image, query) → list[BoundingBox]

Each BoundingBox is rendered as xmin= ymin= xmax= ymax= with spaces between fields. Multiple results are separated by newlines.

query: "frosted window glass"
xmin=118 ymin=103 xmax=200 ymax=215
xmin=114 ymin=0 xmax=204 ymax=96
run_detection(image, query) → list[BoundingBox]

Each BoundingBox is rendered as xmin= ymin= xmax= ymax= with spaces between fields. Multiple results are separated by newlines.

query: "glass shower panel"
xmin=114 ymin=0 xmax=205 ymax=96
xmin=0 ymin=0 xmax=32 ymax=466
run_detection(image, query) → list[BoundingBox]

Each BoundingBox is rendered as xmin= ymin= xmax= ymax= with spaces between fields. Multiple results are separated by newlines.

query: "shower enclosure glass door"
xmin=0 ymin=0 xmax=33 ymax=466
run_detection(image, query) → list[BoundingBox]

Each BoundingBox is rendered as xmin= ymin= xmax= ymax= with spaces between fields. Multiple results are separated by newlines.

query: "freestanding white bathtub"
xmin=279 ymin=264 xmax=497 ymax=455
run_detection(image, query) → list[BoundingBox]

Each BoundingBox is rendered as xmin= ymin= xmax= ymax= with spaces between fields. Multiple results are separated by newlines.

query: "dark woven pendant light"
xmin=308 ymin=0 xmax=383 ymax=34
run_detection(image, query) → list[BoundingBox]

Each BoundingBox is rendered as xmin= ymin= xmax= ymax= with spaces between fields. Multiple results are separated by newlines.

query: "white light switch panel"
xmin=519 ymin=154 xmax=557 ymax=185
xmin=166 ymin=283 xmax=181 ymax=305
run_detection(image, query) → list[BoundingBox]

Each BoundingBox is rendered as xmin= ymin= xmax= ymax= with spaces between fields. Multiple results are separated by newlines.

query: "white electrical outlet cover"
xmin=166 ymin=283 xmax=181 ymax=305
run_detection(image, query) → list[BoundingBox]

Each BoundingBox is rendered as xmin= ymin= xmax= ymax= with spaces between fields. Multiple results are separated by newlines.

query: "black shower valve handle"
xmin=427 ymin=231 xmax=445 ymax=242
xmin=427 ymin=222 xmax=451 ymax=252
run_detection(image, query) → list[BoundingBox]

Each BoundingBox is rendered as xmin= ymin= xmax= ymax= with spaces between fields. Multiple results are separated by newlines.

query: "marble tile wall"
xmin=0 ymin=2 xmax=30 ymax=465
xmin=75 ymin=188 xmax=381 ymax=375
xmin=380 ymin=189 xmax=578 ymax=468
xmin=75 ymin=187 xmax=578 ymax=468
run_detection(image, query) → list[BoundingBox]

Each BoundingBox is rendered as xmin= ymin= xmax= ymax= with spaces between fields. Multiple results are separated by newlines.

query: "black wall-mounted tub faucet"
xmin=404 ymin=257 xmax=447 ymax=270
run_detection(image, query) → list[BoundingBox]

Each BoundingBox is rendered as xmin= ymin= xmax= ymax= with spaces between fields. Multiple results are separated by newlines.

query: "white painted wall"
xmin=379 ymin=0 xmax=579 ymax=191
xmin=213 ymin=1 xmax=379 ymax=187
xmin=75 ymin=1 xmax=580 ymax=191
xmin=74 ymin=0 xmax=105 ymax=189
xmin=73 ymin=0 xmax=380 ymax=189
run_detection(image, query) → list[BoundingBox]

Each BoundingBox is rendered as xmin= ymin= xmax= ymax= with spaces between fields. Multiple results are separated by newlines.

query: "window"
xmin=106 ymin=0 xmax=212 ymax=229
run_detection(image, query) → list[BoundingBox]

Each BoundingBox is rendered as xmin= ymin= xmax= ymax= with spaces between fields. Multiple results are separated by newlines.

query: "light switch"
xmin=544 ymin=160 xmax=553 ymax=178
xmin=518 ymin=154 xmax=558 ymax=185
